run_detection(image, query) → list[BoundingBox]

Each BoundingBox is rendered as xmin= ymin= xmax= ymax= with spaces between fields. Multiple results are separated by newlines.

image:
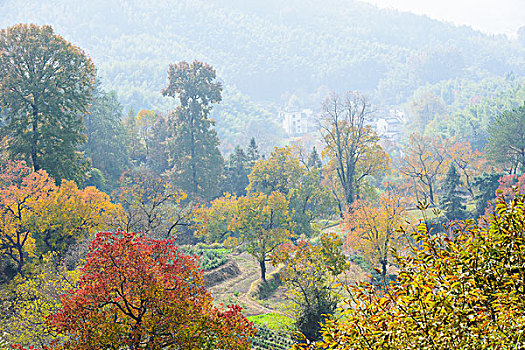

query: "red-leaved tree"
xmin=47 ymin=230 xmax=255 ymax=349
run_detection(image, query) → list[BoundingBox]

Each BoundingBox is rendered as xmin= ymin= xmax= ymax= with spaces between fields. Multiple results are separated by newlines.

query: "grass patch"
xmin=249 ymin=269 xmax=282 ymax=300
xmin=406 ymin=206 xmax=440 ymax=222
xmin=248 ymin=313 xmax=294 ymax=331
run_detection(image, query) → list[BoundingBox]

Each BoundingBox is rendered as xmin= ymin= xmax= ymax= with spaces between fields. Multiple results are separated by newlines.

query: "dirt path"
xmin=208 ymin=252 xmax=276 ymax=316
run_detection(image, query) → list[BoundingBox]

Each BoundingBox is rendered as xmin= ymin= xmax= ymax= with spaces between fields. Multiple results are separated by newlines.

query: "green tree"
xmin=487 ymin=104 xmax=525 ymax=174
xmin=83 ymin=83 xmax=128 ymax=190
xmin=307 ymin=146 xmax=322 ymax=170
xmin=146 ymin=114 xmax=170 ymax=174
xmin=0 ymin=24 xmax=95 ymax=183
xmin=440 ymin=164 xmax=467 ymax=220
xmin=246 ymin=137 xmax=260 ymax=165
xmin=272 ymin=233 xmax=347 ymax=342
xmin=162 ymin=61 xmax=224 ymax=201
xmin=472 ymin=172 xmax=502 ymax=217
xmin=123 ymin=106 xmax=144 ymax=166
xmin=223 ymin=145 xmax=250 ymax=196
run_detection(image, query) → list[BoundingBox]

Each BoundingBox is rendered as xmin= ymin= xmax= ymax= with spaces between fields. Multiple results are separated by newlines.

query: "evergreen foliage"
xmin=223 ymin=146 xmax=249 ymax=196
xmin=440 ymin=164 xmax=467 ymax=220
xmin=84 ymin=83 xmax=129 ymax=190
xmin=487 ymin=104 xmax=525 ymax=174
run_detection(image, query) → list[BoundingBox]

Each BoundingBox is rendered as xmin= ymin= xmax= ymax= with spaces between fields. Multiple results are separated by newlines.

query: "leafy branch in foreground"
xmin=298 ymin=191 xmax=525 ymax=350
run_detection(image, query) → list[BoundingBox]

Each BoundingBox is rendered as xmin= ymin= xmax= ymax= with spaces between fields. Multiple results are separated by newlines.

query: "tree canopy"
xmin=163 ymin=60 xmax=224 ymax=201
xmin=48 ymin=230 xmax=256 ymax=350
xmin=0 ymin=24 xmax=95 ymax=183
xmin=300 ymin=192 xmax=525 ymax=349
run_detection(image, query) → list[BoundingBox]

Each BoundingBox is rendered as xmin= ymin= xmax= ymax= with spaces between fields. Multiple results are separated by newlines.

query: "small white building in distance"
xmin=280 ymin=109 xmax=317 ymax=136
xmin=374 ymin=109 xmax=406 ymax=140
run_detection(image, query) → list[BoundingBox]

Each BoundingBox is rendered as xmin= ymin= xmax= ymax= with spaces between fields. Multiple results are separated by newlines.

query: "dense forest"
xmin=1 ymin=0 xmax=524 ymax=152
xmin=0 ymin=1 xmax=525 ymax=349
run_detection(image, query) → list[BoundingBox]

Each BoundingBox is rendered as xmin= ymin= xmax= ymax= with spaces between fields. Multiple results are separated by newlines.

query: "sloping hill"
xmin=1 ymin=0 xmax=523 ymax=109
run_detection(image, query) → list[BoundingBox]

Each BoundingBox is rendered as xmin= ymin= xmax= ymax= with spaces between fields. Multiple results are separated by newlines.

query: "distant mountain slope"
xmin=1 ymin=0 xmax=523 ymax=109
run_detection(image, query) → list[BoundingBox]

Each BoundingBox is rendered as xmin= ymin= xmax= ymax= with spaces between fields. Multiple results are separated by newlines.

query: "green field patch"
xmin=248 ymin=313 xmax=294 ymax=331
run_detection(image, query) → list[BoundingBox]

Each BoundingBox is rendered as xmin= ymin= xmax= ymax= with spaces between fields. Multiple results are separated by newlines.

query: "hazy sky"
xmin=359 ymin=0 xmax=524 ymax=37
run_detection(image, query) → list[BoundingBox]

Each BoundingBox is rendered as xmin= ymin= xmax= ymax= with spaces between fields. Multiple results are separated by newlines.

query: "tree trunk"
xmin=16 ymin=243 xmax=24 ymax=276
xmin=259 ymin=259 xmax=266 ymax=282
xmin=31 ymin=105 xmax=40 ymax=171
xmin=428 ymin=180 xmax=434 ymax=205
xmin=381 ymin=259 xmax=387 ymax=283
xmin=190 ymin=106 xmax=197 ymax=197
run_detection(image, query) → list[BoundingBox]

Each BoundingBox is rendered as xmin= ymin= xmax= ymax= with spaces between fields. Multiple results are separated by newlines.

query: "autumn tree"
xmin=248 ymin=146 xmax=334 ymax=236
xmin=115 ymin=168 xmax=189 ymax=239
xmin=0 ymin=161 xmax=47 ymax=275
xmin=34 ymin=180 xmax=121 ymax=256
xmin=272 ymin=233 xmax=347 ymax=342
xmin=319 ymin=92 xmax=389 ymax=209
xmin=195 ymin=192 xmax=294 ymax=281
xmin=162 ymin=61 xmax=224 ymax=201
xmin=0 ymin=161 xmax=120 ymax=276
xmin=0 ymin=24 xmax=95 ymax=183
xmin=248 ymin=146 xmax=304 ymax=195
xmin=4 ymin=253 xmax=80 ymax=348
xmin=487 ymin=103 xmax=525 ymax=174
xmin=343 ymin=191 xmax=408 ymax=282
xmin=446 ymin=140 xmax=487 ymax=198
xmin=400 ymin=133 xmax=449 ymax=205
xmin=48 ymin=230 xmax=256 ymax=350
xmin=301 ymin=192 xmax=525 ymax=350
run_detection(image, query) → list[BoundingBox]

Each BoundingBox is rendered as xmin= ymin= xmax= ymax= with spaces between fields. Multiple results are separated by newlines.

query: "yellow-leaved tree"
xmin=0 ymin=160 xmax=121 ymax=277
xmin=298 ymin=191 xmax=525 ymax=350
xmin=195 ymin=192 xmax=295 ymax=281
xmin=5 ymin=253 xmax=81 ymax=348
xmin=319 ymin=92 xmax=390 ymax=209
xmin=343 ymin=191 xmax=408 ymax=282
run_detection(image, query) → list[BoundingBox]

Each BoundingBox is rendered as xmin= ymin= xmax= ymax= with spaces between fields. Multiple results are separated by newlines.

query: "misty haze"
xmin=0 ymin=1 xmax=524 ymax=349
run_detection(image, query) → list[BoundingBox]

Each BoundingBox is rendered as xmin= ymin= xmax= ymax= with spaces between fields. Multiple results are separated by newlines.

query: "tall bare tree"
xmin=319 ymin=92 xmax=388 ymax=210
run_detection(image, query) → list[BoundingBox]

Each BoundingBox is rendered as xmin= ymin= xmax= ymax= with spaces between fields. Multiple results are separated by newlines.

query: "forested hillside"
xmin=1 ymin=0 xmax=523 ymax=108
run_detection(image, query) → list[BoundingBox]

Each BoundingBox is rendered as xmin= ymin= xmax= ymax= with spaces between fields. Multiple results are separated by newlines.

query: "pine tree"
xmin=440 ymin=164 xmax=467 ymax=220
xmin=307 ymin=146 xmax=323 ymax=170
xmin=223 ymin=146 xmax=249 ymax=196
xmin=246 ymin=137 xmax=260 ymax=164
